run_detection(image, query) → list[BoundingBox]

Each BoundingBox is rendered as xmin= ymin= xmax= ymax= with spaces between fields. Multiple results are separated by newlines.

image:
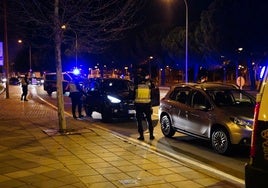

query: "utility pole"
xmin=184 ymin=0 xmax=188 ymax=83
xmin=3 ymin=0 xmax=9 ymax=98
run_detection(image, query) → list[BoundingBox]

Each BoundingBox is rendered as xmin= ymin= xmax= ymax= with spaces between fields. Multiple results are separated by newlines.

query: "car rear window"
xmin=207 ymin=89 xmax=254 ymax=107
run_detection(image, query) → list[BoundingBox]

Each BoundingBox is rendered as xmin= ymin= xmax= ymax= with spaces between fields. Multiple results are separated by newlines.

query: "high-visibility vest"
xmin=69 ymin=82 xmax=79 ymax=93
xmin=135 ymin=83 xmax=151 ymax=103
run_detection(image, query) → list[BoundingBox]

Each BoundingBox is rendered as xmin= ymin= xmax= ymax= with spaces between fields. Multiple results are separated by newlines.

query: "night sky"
xmin=0 ymin=0 xmax=215 ymax=73
xmin=145 ymin=0 xmax=214 ymax=26
xmin=103 ymin=0 xmax=215 ymax=68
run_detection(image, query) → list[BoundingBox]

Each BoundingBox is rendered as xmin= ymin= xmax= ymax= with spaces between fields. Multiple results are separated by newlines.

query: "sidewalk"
xmin=0 ymin=86 xmax=244 ymax=188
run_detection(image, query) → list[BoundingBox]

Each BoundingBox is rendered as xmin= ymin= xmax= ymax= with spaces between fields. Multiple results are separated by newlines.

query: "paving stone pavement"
xmin=0 ymin=85 xmax=244 ymax=188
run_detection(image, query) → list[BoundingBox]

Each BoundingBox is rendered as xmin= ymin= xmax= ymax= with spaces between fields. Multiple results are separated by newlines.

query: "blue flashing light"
xmin=260 ymin=66 xmax=266 ymax=79
xmin=73 ymin=68 xmax=80 ymax=75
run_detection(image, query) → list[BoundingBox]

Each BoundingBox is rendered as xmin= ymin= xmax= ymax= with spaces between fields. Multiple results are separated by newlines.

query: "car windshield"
xmin=103 ymin=79 xmax=131 ymax=92
xmin=206 ymin=89 xmax=255 ymax=107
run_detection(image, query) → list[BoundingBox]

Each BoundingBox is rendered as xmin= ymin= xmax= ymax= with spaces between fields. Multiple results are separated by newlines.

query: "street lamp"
xmin=61 ymin=25 xmax=78 ymax=69
xmin=18 ymin=39 xmax=32 ymax=74
xmin=163 ymin=0 xmax=188 ymax=83
xmin=183 ymin=0 xmax=188 ymax=83
xmin=74 ymin=31 xmax=78 ymax=68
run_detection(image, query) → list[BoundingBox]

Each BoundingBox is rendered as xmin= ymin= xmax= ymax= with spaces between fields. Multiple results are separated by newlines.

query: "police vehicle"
xmin=43 ymin=72 xmax=84 ymax=95
xmin=245 ymin=65 xmax=268 ymax=188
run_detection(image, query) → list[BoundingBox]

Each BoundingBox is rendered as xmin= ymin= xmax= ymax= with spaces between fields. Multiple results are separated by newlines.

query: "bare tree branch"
xmin=11 ymin=0 xmax=146 ymax=54
xmin=4 ymin=0 xmax=146 ymax=132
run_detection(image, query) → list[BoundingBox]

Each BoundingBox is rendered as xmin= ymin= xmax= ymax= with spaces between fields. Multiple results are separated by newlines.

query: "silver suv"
xmin=159 ymin=83 xmax=255 ymax=154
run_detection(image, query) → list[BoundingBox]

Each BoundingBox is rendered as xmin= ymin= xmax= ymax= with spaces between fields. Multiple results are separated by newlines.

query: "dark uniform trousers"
xmin=135 ymin=103 xmax=153 ymax=137
xmin=70 ymin=92 xmax=82 ymax=117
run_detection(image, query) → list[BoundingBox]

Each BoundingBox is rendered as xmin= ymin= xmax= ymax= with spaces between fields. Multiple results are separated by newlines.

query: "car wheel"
xmin=84 ymin=105 xmax=93 ymax=117
xmin=211 ymin=128 xmax=231 ymax=154
xmin=47 ymin=90 xmax=52 ymax=96
xmin=160 ymin=115 xmax=175 ymax=137
xmin=101 ymin=107 xmax=112 ymax=123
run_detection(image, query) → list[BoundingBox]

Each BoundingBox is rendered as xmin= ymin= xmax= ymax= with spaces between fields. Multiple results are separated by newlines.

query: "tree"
xmin=161 ymin=22 xmax=207 ymax=81
xmin=9 ymin=0 xmax=146 ymax=132
xmin=199 ymin=0 xmax=268 ymax=87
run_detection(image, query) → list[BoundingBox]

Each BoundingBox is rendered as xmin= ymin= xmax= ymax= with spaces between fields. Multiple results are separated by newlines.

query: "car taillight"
xmin=250 ymin=102 xmax=261 ymax=157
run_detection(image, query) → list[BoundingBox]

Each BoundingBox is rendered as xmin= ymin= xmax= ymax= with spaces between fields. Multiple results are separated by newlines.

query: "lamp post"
xmin=149 ymin=56 xmax=153 ymax=78
xmin=3 ymin=0 xmax=9 ymax=98
xmin=61 ymin=25 xmax=78 ymax=68
xmin=183 ymin=0 xmax=188 ymax=83
xmin=29 ymin=45 xmax=32 ymax=73
xmin=18 ymin=39 xmax=32 ymax=74
xmin=164 ymin=0 xmax=188 ymax=83
xmin=75 ymin=31 xmax=78 ymax=68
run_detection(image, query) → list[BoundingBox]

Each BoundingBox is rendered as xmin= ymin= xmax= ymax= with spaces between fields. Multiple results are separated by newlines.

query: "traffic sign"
xmin=236 ymin=76 xmax=245 ymax=88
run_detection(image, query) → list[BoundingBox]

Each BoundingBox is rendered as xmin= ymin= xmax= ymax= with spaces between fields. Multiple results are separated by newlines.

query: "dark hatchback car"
xmin=83 ymin=78 xmax=136 ymax=122
xmin=159 ymin=82 xmax=255 ymax=154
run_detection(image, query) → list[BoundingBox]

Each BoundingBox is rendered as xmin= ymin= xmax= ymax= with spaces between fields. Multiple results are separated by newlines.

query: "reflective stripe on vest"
xmin=135 ymin=84 xmax=151 ymax=103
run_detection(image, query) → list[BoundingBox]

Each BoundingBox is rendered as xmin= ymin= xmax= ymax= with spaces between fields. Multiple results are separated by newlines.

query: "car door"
xmin=85 ymin=79 xmax=102 ymax=111
xmin=186 ymin=90 xmax=212 ymax=138
xmin=168 ymin=87 xmax=190 ymax=131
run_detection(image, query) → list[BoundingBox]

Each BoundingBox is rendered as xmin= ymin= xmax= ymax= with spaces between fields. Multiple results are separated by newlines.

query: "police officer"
xmin=66 ymin=78 xmax=85 ymax=119
xmin=21 ymin=74 xmax=29 ymax=101
xmin=134 ymin=68 xmax=154 ymax=140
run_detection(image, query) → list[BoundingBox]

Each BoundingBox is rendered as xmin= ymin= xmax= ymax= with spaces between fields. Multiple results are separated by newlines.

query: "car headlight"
xmin=230 ymin=117 xmax=252 ymax=128
xmin=107 ymin=95 xmax=121 ymax=103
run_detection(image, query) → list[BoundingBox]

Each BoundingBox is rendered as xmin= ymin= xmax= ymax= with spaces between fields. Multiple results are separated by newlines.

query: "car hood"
xmin=218 ymin=105 xmax=254 ymax=122
xmin=106 ymin=91 xmax=134 ymax=100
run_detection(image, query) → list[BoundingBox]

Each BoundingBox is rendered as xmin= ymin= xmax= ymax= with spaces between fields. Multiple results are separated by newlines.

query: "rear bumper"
xmin=245 ymin=163 xmax=268 ymax=188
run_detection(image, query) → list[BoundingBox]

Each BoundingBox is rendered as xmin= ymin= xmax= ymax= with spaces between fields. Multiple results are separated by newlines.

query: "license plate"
xmin=128 ymin=110 xmax=136 ymax=114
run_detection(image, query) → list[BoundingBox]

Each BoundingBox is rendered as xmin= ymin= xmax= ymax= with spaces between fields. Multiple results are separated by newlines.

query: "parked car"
xmin=83 ymin=78 xmax=136 ymax=122
xmin=159 ymin=82 xmax=255 ymax=154
xmin=245 ymin=66 xmax=268 ymax=188
xmin=9 ymin=77 xmax=20 ymax=85
xmin=30 ymin=77 xmax=44 ymax=85
xmin=43 ymin=72 xmax=85 ymax=95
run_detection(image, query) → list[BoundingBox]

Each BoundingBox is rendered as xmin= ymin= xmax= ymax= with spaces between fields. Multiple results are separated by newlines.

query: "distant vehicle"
xmin=83 ymin=78 xmax=136 ymax=122
xmin=245 ymin=66 xmax=268 ymax=188
xmin=43 ymin=72 xmax=84 ymax=95
xmin=0 ymin=77 xmax=7 ymax=83
xmin=30 ymin=77 xmax=44 ymax=85
xmin=9 ymin=77 xmax=20 ymax=85
xmin=159 ymin=82 xmax=255 ymax=154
